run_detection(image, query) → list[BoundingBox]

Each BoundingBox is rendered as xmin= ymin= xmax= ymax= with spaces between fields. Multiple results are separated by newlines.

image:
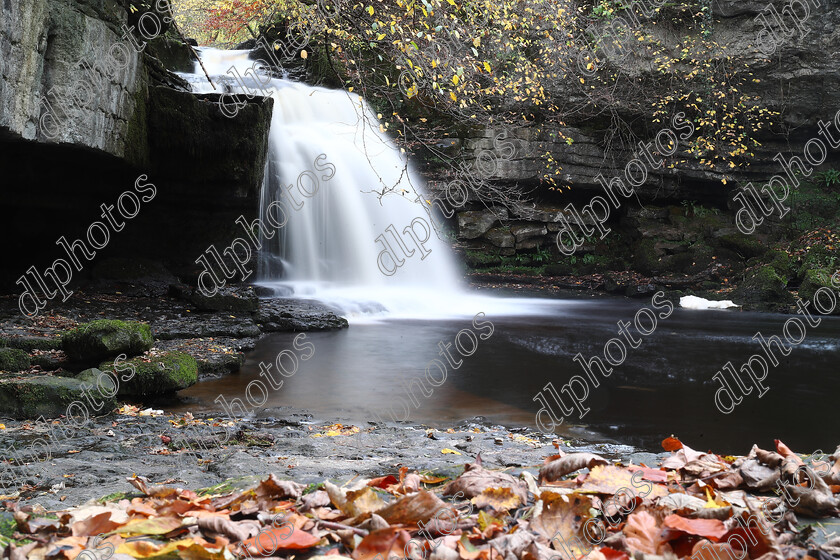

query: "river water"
xmin=175 ymin=293 xmax=840 ymax=455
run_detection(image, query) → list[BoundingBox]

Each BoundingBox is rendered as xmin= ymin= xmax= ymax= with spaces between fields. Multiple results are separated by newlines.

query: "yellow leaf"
xmin=300 ymin=50 xmax=308 ymax=59
xmin=115 ymin=517 xmax=183 ymax=536
xmin=483 ymin=61 xmax=491 ymax=72
xmin=366 ymin=5 xmax=374 ymax=15
xmin=473 ymin=37 xmax=481 ymax=47
xmin=449 ymin=91 xmax=457 ymax=101
xmin=452 ymin=74 xmax=459 ymax=85
xmin=579 ymin=77 xmax=585 ymax=84
xmin=441 ymin=448 xmax=461 ymax=455
xmin=471 ymin=487 xmax=523 ymax=511
xmin=117 ymin=538 xmax=197 ymax=559
xmin=704 ymin=487 xmax=722 ymax=509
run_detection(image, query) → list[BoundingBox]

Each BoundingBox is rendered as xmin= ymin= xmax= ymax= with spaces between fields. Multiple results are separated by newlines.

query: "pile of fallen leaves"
xmin=4 ymin=438 xmax=840 ymax=560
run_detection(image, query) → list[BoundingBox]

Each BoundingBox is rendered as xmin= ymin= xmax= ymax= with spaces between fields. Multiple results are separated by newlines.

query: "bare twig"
xmin=316 ymin=520 xmax=369 ymax=536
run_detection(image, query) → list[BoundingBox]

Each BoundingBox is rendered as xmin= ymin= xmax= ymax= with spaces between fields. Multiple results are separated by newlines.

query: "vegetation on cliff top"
xmin=167 ymin=0 xmax=776 ymax=187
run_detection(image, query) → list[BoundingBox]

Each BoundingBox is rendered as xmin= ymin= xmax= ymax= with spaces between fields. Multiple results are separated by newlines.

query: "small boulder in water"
xmin=679 ymin=295 xmax=739 ymax=310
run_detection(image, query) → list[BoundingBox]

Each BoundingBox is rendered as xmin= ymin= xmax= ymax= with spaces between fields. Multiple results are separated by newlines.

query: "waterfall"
xmin=180 ymin=48 xmax=472 ymax=316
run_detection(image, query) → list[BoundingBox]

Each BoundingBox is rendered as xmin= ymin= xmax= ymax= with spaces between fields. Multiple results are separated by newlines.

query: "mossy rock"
xmin=0 ymin=349 xmax=30 ymax=372
xmin=145 ymin=34 xmax=195 ymax=73
xmin=768 ymin=250 xmax=796 ymax=282
xmin=0 ymin=375 xmax=116 ymax=419
xmin=464 ymin=250 xmax=503 ymax=268
xmin=658 ymin=252 xmax=698 ymax=275
xmin=62 ymin=320 xmax=153 ymax=362
xmin=633 ymin=239 xmax=660 ymax=275
xmin=799 ymin=269 xmax=839 ymax=312
xmin=99 ymin=352 xmax=198 ymax=396
xmin=0 ymin=336 xmax=62 ymax=351
xmin=794 ymin=244 xmax=840 ymax=279
xmin=714 ymin=234 xmax=767 ymax=259
xmin=733 ymin=265 xmax=794 ymax=305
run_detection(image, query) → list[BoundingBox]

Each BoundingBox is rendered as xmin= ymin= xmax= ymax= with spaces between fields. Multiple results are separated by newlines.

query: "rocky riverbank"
xmin=459 ymin=200 xmax=840 ymax=314
xmin=0 ymin=405 xmax=626 ymax=512
xmin=0 ymin=260 xmax=347 ymax=419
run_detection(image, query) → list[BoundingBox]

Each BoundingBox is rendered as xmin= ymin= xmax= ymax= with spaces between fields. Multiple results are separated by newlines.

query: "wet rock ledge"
xmin=0 ymin=261 xmax=348 ymax=419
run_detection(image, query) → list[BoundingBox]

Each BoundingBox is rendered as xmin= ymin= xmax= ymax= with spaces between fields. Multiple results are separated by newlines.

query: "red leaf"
xmin=368 ymin=475 xmax=399 ymax=489
xmin=241 ymin=526 xmax=319 ymax=556
xmin=353 ymin=527 xmax=411 ymax=560
xmin=663 ymin=515 xmax=727 ymax=541
xmin=628 ymin=466 xmax=669 ymax=483
xmin=600 ymin=547 xmax=631 ymax=560
xmin=662 ymin=437 xmax=683 ymax=452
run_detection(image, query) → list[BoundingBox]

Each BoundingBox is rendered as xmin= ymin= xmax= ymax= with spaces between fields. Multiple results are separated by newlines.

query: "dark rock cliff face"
xmin=419 ymin=0 xmax=840 ymax=265
xmin=0 ymin=0 xmax=273 ymax=293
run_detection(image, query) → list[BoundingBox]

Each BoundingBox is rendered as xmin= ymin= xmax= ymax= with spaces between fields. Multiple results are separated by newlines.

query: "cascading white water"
xmin=181 ymin=48 xmax=555 ymax=319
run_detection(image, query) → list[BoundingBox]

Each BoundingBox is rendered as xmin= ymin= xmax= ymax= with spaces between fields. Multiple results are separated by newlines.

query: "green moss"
xmin=123 ymin=76 xmax=150 ymax=167
xmin=0 ymin=375 xmax=114 ymax=419
xmin=768 ymin=250 xmax=796 ymax=281
xmin=302 ymin=482 xmax=324 ymax=495
xmin=62 ymin=320 xmax=154 ymax=362
xmin=733 ymin=265 xmax=794 ymax=305
xmin=99 ymin=351 xmax=197 ymax=395
xmin=794 ymin=244 xmax=840 ymax=279
xmin=98 ymin=491 xmax=141 ymax=503
xmin=197 ymin=476 xmax=262 ymax=497
xmin=464 ymin=250 xmax=503 ymax=268
xmin=714 ymin=234 xmax=767 ymax=259
xmin=0 ymin=337 xmax=61 ymax=351
xmin=0 ymin=514 xmax=16 ymax=538
xmin=798 ymin=269 xmax=838 ymax=309
xmin=633 ymin=239 xmax=660 ymax=275
xmin=0 ymin=349 xmax=30 ymax=372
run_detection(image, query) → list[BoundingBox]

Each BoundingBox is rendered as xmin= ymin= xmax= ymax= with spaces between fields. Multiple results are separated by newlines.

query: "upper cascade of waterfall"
xmin=177 ymin=48 xmax=514 ymax=318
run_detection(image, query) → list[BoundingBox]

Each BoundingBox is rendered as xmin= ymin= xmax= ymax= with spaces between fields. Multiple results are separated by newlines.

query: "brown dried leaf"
xmin=126 ymin=475 xmax=178 ymax=499
xmin=539 ymin=453 xmax=608 ymax=483
xmin=530 ymin=491 xmax=595 ymax=557
xmin=255 ymin=474 xmax=305 ymax=500
xmin=712 ymin=470 xmax=744 ymax=491
xmin=752 ymin=445 xmax=783 ymax=468
xmin=300 ymin=490 xmax=331 ymax=512
xmin=443 ymin=462 xmax=528 ymax=504
xmin=71 ymin=511 xmax=123 ymax=537
xmin=660 ymin=442 xmax=712 ymax=470
xmin=579 ymin=465 xmax=668 ymax=499
xmin=787 ymin=485 xmax=839 ymax=517
xmin=487 ymin=531 xmax=555 ymax=560
xmin=376 ymin=490 xmax=452 ymax=525
xmin=197 ymin=517 xmax=260 ymax=542
xmin=739 ymin=459 xmax=779 ymax=491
